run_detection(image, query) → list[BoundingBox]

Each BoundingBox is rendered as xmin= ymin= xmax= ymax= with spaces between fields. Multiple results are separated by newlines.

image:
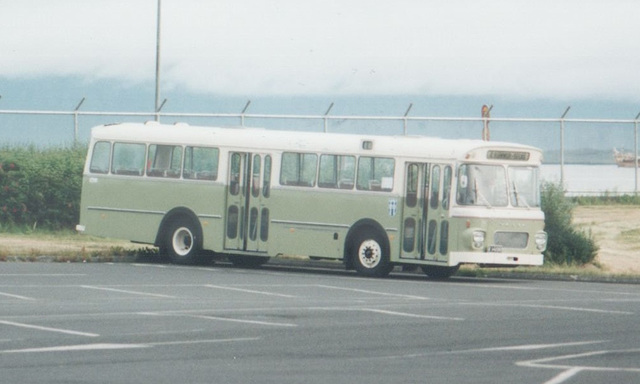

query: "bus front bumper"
xmin=449 ymin=252 xmax=543 ymax=267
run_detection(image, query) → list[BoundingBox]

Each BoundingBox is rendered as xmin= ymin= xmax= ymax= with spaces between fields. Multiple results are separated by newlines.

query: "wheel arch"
xmin=155 ymin=207 xmax=203 ymax=249
xmin=343 ymin=218 xmax=390 ymax=270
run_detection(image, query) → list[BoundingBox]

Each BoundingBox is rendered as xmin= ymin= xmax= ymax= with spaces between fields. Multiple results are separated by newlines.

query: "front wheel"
xmin=352 ymin=232 xmax=392 ymax=277
xmin=164 ymin=218 xmax=203 ymax=265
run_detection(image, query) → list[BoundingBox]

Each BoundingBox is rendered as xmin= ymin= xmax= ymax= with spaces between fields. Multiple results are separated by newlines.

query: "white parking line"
xmin=518 ymin=348 xmax=640 ymax=383
xmin=315 ymin=284 xmax=431 ymax=300
xmin=0 ymin=291 xmax=35 ymax=301
xmin=459 ymin=340 xmax=608 ymax=353
xmin=460 ymin=302 xmax=634 ymax=315
xmin=139 ymin=312 xmax=297 ymax=328
xmin=0 ymin=320 xmax=99 ymax=337
xmin=543 ymin=367 xmax=583 ymax=384
xmin=204 ymin=284 xmax=297 ymax=298
xmin=361 ymin=308 xmax=464 ymax=321
xmin=186 ymin=314 xmax=297 ymax=328
xmin=0 ymin=337 xmax=260 ymax=354
xmin=81 ymin=285 xmax=177 ymax=299
xmin=0 ymin=274 xmax=86 ymax=277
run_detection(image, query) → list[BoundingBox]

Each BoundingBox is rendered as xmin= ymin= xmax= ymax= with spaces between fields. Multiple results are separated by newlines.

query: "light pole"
xmin=154 ymin=0 xmax=162 ymax=121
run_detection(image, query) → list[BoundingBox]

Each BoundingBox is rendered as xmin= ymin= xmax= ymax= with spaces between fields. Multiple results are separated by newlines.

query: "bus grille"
xmin=494 ymin=232 xmax=529 ymax=249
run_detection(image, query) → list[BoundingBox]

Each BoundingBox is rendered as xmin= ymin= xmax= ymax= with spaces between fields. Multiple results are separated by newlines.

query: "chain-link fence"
xmin=1 ymin=106 xmax=638 ymax=195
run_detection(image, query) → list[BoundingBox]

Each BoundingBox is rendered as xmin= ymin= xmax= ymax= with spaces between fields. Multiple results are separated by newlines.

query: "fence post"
xmin=240 ymin=100 xmax=251 ymax=127
xmin=155 ymin=98 xmax=167 ymax=122
xmin=154 ymin=0 xmax=162 ymax=122
xmin=323 ymin=102 xmax=334 ymax=133
xmin=559 ymin=106 xmax=571 ymax=188
xmin=635 ymin=111 xmax=640 ymax=194
xmin=403 ymin=103 xmax=413 ymax=135
xmin=73 ymin=97 xmax=85 ymax=144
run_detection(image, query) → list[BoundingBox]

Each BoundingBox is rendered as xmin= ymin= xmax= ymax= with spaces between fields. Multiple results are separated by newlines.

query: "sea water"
xmin=541 ymin=164 xmax=640 ymax=195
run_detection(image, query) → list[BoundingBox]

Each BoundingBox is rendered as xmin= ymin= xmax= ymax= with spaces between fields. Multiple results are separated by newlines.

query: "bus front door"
xmin=401 ymin=163 xmax=428 ymax=260
xmin=224 ymin=152 xmax=272 ymax=253
xmin=401 ymin=163 xmax=452 ymax=262
xmin=424 ymin=164 xmax=452 ymax=262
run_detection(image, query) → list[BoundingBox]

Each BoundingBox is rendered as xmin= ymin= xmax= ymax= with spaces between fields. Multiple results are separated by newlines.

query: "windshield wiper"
xmin=473 ymin=178 xmax=492 ymax=208
xmin=512 ymin=182 xmax=530 ymax=208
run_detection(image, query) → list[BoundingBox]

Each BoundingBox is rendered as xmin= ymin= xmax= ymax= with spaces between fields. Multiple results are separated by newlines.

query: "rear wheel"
xmin=164 ymin=217 xmax=203 ymax=265
xmin=421 ymin=265 xmax=459 ymax=279
xmin=352 ymin=231 xmax=392 ymax=277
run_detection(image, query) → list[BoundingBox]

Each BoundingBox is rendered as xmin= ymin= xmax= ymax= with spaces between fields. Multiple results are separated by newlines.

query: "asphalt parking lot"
xmin=1 ymin=261 xmax=639 ymax=384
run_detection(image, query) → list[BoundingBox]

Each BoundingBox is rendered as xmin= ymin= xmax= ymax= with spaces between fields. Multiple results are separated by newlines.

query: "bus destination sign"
xmin=487 ymin=150 xmax=530 ymax=161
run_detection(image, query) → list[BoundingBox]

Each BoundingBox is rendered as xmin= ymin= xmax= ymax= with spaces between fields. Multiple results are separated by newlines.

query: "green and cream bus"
xmin=77 ymin=121 xmax=547 ymax=278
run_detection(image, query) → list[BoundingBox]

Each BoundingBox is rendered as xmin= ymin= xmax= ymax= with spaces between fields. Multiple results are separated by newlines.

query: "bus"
xmin=76 ymin=121 xmax=547 ymax=278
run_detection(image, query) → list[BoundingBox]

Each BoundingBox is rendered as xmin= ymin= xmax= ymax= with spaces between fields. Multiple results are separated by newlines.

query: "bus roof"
xmin=90 ymin=122 xmax=543 ymax=163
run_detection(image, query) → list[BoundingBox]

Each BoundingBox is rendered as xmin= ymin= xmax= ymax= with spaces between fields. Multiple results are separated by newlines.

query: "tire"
xmin=421 ymin=265 xmax=459 ymax=279
xmin=164 ymin=217 xmax=202 ymax=265
xmin=351 ymin=231 xmax=393 ymax=277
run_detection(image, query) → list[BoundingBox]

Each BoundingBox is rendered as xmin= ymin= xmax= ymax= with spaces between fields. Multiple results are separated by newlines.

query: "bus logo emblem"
xmin=388 ymin=199 xmax=397 ymax=217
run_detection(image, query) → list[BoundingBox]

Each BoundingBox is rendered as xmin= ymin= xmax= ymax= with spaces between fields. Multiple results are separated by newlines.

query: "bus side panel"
xmin=267 ymin=188 xmax=401 ymax=259
xmin=78 ymin=176 xmax=226 ymax=248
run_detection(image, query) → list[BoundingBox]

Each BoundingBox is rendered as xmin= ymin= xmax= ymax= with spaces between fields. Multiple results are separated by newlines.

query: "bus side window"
xmin=184 ymin=146 xmax=219 ymax=181
xmin=357 ymin=157 xmax=394 ymax=192
xmin=112 ymin=143 xmax=145 ymax=176
xmin=319 ymin=154 xmax=355 ymax=189
xmin=280 ymin=152 xmax=317 ymax=187
xmin=89 ymin=141 xmax=111 ymax=174
xmin=147 ymin=144 xmax=182 ymax=178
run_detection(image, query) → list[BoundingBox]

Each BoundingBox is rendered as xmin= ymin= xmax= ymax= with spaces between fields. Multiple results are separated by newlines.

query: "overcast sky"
xmin=2 ymin=0 xmax=640 ymax=102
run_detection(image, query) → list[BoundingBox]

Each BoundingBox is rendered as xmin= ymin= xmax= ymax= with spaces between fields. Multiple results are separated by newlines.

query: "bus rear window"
xmin=357 ymin=157 xmax=394 ymax=191
xmin=89 ymin=141 xmax=111 ymax=174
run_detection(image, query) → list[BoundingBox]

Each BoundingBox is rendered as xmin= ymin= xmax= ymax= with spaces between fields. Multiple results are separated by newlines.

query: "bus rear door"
xmin=224 ymin=152 xmax=272 ymax=253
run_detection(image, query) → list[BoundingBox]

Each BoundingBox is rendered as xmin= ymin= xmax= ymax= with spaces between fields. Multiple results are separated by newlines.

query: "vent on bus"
xmin=493 ymin=232 xmax=529 ymax=249
xmin=362 ymin=140 xmax=373 ymax=150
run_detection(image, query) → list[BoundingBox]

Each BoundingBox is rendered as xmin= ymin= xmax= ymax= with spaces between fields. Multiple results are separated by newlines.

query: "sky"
xmin=1 ymin=0 xmax=640 ymax=148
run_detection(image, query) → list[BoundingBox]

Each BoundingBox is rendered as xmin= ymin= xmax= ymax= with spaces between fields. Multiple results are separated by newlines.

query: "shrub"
xmin=0 ymin=145 xmax=86 ymax=230
xmin=541 ymin=182 xmax=598 ymax=265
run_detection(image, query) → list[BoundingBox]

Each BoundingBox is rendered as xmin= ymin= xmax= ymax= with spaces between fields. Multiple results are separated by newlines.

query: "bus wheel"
xmin=165 ymin=218 xmax=201 ymax=265
xmin=421 ymin=265 xmax=459 ymax=279
xmin=352 ymin=232 xmax=392 ymax=277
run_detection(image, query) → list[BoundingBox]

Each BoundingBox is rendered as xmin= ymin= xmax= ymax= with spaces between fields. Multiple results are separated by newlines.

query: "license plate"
xmin=488 ymin=245 xmax=503 ymax=253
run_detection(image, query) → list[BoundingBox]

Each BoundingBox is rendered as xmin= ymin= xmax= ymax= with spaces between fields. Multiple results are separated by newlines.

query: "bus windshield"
xmin=457 ymin=164 xmax=540 ymax=208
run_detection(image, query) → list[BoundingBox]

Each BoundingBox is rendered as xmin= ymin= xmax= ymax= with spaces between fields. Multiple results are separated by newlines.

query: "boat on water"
xmin=614 ymin=148 xmax=640 ymax=167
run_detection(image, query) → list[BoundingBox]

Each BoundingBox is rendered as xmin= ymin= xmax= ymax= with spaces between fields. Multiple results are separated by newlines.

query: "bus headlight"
xmin=535 ymin=232 xmax=547 ymax=251
xmin=472 ymin=231 xmax=485 ymax=249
